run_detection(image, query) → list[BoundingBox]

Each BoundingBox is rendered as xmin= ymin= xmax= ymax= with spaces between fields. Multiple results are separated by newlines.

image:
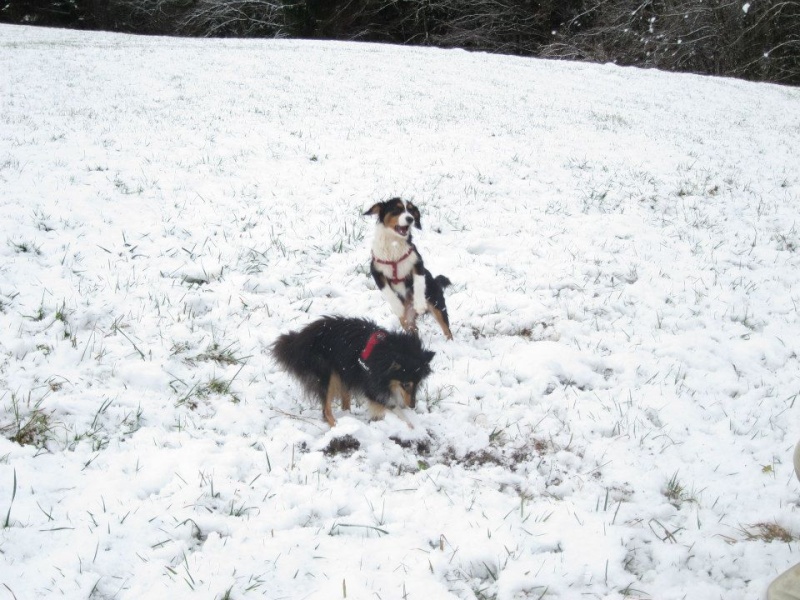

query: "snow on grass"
xmin=1 ymin=22 xmax=800 ymax=600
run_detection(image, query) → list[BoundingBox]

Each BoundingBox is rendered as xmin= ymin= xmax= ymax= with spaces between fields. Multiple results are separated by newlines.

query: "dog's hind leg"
xmin=424 ymin=273 xmax=453 ymax=340
xmin=323 ymin=372 xmax=346 ymax=427
xmin=341 ymin=386 xmax=352 ymax=412
xmin=430 ymin=304 xmax=453 ymax=340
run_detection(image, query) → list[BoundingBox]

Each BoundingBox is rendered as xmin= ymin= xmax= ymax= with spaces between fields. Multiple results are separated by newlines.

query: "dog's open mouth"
xmin=394 ymin=225 xmax=410 ymax=236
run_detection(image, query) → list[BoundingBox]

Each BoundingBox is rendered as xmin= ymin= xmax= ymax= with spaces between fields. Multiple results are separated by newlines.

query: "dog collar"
xmin=358 ymin=330 xmax=387 ymax=371
xmin=373 ymin=248 xmax=413 ymax=284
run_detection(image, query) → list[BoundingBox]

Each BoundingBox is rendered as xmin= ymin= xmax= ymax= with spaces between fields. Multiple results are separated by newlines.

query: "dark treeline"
xmin=3 ymin=0 xmax=799 ymax=85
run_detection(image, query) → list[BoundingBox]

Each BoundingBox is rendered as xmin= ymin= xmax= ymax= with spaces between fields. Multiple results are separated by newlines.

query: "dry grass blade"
xmin=740 ymin=522 xmax=796 ymax=543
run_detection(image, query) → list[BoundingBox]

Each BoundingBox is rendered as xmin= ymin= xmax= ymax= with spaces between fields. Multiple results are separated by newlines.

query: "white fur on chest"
xmin=371 ymin=225 xmax=428 ymax=316
xmin=371 ymin=227 xmax=416 ymax=283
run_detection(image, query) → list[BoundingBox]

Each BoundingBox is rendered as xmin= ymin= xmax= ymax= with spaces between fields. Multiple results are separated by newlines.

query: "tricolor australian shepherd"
xmin=272 ymin=316 xmax=435 ymax=427
xmin=364 ymin=198 xmax=453 ymax=340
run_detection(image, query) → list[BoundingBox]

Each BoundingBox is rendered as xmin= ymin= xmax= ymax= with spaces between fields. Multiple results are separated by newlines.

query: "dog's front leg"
xmin=372 ymin=267 xmax=406 ymax=322
xmin=402 ymin=300 xmax=418 ymax=334
xmin=382 ymin=286 xmax=406 ymax=320
xmin=391 ymin=407 xmax=415 ymax=429
xmin=412 ymin=273 xmax=427 ymax=315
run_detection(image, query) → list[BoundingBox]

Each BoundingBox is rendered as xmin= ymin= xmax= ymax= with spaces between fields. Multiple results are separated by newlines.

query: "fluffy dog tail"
xmin=272 ymin=325 xmax=328 ymax=400
xmin=271 ymin=330 xmax=298 ymax=372
xmin=434 ymin=275 xmax=452 ymax=289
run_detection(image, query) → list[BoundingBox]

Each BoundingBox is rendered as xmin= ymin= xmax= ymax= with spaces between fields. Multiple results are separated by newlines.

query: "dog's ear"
xmin=408 ymin=203 xmax=422 ymax=229
xmin=424 ymin=350 xmax=435 ymax=364
xmin=363 ymin=202 xmax=382 ymax=218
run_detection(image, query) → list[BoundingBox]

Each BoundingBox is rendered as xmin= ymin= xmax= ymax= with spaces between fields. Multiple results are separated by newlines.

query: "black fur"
xmin=425 ymin=272 xmax=452 ymax=324
xmin=272 ymin=317 xmax=435 ymax=424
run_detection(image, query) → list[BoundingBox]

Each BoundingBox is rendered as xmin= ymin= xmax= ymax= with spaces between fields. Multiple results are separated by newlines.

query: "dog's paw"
xmin=414 ymin=301 xmax=428 ymax=315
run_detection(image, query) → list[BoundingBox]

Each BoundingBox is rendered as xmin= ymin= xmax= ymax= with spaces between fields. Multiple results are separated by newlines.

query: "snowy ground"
xmin=1 ymin=23 xmax=800 ymax=600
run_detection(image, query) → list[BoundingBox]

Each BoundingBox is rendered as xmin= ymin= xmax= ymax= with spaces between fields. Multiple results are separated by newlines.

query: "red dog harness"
xmin=359 ymin=330 xmax=387 ymax=370
xmin=373 ymin=248 xmax=414 ymax=285
xmin=360 ymin=331 xmax=386 ymax=361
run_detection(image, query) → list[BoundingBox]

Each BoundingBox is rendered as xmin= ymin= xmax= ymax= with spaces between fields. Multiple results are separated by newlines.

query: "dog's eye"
xmin=402 ymin=382 xmax=414 ymax=392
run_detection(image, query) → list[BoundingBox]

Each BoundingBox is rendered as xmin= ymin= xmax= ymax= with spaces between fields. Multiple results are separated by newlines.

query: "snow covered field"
xmin=1 ymin=23 xmax=800 ymax=600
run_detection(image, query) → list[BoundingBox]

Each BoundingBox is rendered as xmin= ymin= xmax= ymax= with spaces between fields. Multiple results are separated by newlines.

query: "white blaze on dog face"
xmin=385 ymin=199 xmax=414 ymax=238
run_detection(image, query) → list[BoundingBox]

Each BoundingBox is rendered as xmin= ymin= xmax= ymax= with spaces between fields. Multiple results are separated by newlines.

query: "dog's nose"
xmin=404 ymin=215 xmax=414 ymax=225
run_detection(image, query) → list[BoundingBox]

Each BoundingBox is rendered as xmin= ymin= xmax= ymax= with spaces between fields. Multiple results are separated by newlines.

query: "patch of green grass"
xmin=1 ymin=392 xmax=54 ymax=448
xmin=217 ymin=587 xmax=233 ymax=600
xmin=206 ymin=377 xmax=232 ymax=396
xmin=3 ymin=468 xmax=16 ymax=528
xmin=176 ymin=367 xmax=245 ymax=408
xmin=68 ymin=397 xmax=113 ymax=452
xmin=423 ymin=384 xmax=455 ymax=413
xmin=24 ymin=304 xmax=46 ymax=322
xmin=663 ymin=471 xmax=698 ymax=508
xmin=9 ymin=239 xmax=42 ymax=255
xmin=195 ymin=342 xmax=247 ymax=366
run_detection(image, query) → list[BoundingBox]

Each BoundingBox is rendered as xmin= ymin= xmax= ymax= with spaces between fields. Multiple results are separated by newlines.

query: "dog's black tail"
xmin=272 ymin=325 xmax=329 ymax=400
xmin=434 ymin=275 xmax=452 ymax=289
xmin=272 ymin=331 xmax=298 ymax=372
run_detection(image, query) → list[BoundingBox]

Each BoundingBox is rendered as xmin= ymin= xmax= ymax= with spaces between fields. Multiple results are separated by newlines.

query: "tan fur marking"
xmin=384 ymin=213 xmax=401 ymax=230
xmin=381 ymin=199 xmax=408 ymax=231
xmin=390 ymin=380 xmax=414 ymax=408
xmin=367 ymin=400 xmax=387 ymax=421
xmin=367 ymin=398 xmax=413 ymax=428
xmin=400 ymin=300 xmax=418 ymax=334
xmin=429 ymin=304 xmax=453 ymax=340
xmin=324 ymin=371 xmax=347 ymax=427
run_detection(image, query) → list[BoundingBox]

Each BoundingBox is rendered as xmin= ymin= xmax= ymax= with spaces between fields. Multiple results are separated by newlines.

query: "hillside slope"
xmin=1 ymin=24 xmax=800 ymax=600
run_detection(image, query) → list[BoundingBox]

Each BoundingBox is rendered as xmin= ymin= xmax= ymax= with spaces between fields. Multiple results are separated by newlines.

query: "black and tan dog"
xmin=272 ymin=316 xmax=435 ymax=427
xmin=364 ymin=198 xmax=453 ymax=340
